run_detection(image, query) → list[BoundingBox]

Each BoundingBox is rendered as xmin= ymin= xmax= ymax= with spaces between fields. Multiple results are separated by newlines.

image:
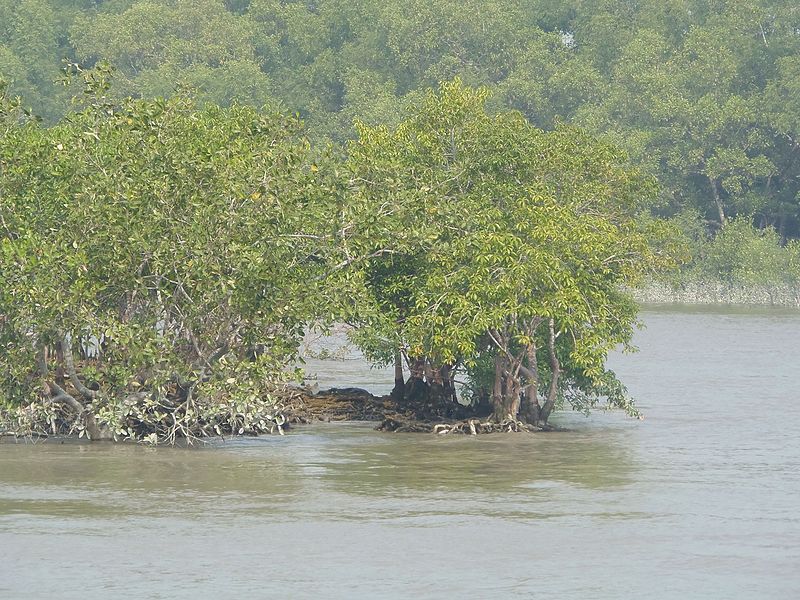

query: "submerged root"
xmin=377 ymin=415 xmax=433 ymax=433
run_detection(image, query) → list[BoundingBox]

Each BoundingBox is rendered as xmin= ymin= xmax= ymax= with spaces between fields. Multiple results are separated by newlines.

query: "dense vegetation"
xmin=2 ymin=1 xmax=799 ymax=442
xmin=0 ymin=67 xmax=339 ymax=441
xmin=0 ymin=70 xmax=676 ymax=441
xmin=2 ymin=0 xmax=800 ymax=240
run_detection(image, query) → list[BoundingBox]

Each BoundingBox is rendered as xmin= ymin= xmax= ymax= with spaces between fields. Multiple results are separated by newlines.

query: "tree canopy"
xmin=2 ymin=0 xmax=799 ymax=237
xmin=0 ymin=67 xmax=336 ymax=441
xmin=344 ymin=80 xmax=677 ymax=422
xmin=3 ymin=0 xmax=798 ymax=441
xmin=1 ymin=71 xmax=679 ymax=440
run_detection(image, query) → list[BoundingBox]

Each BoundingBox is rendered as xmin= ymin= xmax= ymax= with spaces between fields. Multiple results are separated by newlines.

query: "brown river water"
xmin=1 ymin=306 xmax=799 ymax=599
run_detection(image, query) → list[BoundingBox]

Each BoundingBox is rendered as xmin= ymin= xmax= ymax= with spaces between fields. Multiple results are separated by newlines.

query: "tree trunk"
xmin=37 ymin=342 xmax=112 ymax=441
xmin=489 ymin=325 xmax=531 ymax=421
xmin=404 ymin=357 xmax=429 ymax=404
xmin=710 ymin=177 xmax=726 ymax=226
xmin=55 ymin=343 xmax=66 ymax=387
xmin=427 ymin=363 xmax=457 ymax=412
xmin=441 ymin=365 xmax=450 ymax=401
xmin=491 ymin=353 xmax=506 ymax=420
xmin=390 ymin=349 xmax=405 ymax=401
xmin=540 ymin=319 xmax=560 ymax=424
xmin=428 ymin=361 xmax=445 ymax=405
xmin=61 ymin=337 xmax=98 ymax=401
xmin=507 ymin=376 xmax=521 ymax=418
xmin=491 ymin=355 xmax=522 ymax=420
xmin=441 ymin=364 xmax=457 ymax=404
xmin=520 ymin=343 xmax=540 ymax=424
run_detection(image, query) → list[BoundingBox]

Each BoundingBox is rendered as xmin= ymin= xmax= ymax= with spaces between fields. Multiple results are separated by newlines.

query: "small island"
xmin=2 ymin=5 xmax=798 ymax=599
xmin=1 ymin=74 xmax=671 ymax=443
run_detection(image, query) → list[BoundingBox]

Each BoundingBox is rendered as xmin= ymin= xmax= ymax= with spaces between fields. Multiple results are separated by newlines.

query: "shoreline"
xmin=1 ymin=388 xmax=551 ymax=442
xmin=630 ymin=280 xmax=800 ymax=308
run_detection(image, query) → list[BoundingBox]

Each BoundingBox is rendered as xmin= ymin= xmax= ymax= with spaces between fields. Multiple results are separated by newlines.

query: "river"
xmin=1 ymin=306 xmax=799 ymax=599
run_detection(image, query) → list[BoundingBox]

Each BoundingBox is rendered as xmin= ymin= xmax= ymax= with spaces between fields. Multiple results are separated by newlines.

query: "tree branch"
xmin=36 ymin=344 xmax=85 ymax=415
xmin=60 ymin=337 xmax=98 ymax=400
xmin=541 ymin=318 xmax=561 ymax=423
xmin=319 ymin=248 xmax=397 ymax=279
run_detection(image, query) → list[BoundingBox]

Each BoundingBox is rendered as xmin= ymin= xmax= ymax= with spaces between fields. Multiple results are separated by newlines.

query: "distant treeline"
xmin=2 ymin=0 xmax=800 ymax=241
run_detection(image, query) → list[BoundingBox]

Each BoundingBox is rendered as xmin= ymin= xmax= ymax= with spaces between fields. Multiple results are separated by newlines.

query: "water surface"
xmin=2 ymin=307 xmax=799 ymax=599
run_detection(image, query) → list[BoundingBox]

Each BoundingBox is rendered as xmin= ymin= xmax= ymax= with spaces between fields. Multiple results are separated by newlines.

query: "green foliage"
xmin=0 ymin=66 xmax=335 ymax=441
xmin=2 ymin=0 xmax=800 ymax=244
xmin=4 ymin=0 xmax=800 ymax=434
xmin=699 ymin=218 xmax=799 ymax=286
xmin=649 ymin=211 xmax=800 ymax=300
xmin=69 ymin=0 xmax=276 ymax=108
xmin=344 ymin=80 xmax=677 ymax=417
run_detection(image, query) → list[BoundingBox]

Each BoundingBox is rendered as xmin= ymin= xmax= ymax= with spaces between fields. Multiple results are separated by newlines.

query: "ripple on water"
xmin=2 ymin=308 xmax=800 ymax=599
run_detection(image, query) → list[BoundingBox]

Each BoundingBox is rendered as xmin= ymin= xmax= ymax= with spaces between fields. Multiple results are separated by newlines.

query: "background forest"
xmin=2 ymin=0 xmax=800 ymax=250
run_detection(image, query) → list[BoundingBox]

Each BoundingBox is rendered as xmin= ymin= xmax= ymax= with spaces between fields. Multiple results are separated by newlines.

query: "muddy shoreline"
xmin=286 ymin=387 xmax=555 ymax=434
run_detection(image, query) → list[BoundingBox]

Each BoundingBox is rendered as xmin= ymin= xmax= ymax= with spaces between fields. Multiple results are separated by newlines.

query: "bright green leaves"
xmin=0 ymin=72 xmax=334 ymax=439
xmin=344 ymin=79 xmax=670 ymax=410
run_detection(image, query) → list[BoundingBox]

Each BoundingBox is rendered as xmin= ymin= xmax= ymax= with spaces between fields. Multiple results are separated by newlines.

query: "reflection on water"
xmin=2 ymin=307 xmax=800 ymax=599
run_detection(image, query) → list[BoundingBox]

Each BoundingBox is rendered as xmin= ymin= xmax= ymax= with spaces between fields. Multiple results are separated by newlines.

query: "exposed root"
xmin=377 ymin=415 xmax=546 ymax=434
xmin=285 ymin=388 xmax=388 ymax=423
xmin=1 ymin=384 xmax=557 ymax=443
xmin=1 ymin=386 xmax=298 ymax=445
xmin=377 ymin=415 xmax=433 ymax=433
xmin=285 ymin=388 xmax=554 ymax=435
